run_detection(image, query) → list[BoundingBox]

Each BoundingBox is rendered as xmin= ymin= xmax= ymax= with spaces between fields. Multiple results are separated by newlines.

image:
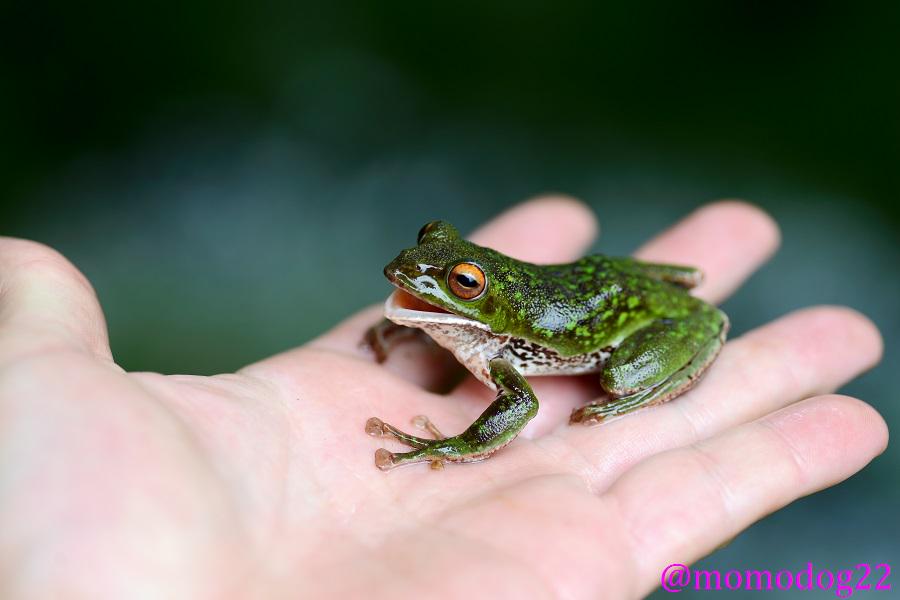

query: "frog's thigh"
xmin=573 ymin=311 xmax=726 ymax=424
xmin=601 ymin=315 xmax=714 ymax=396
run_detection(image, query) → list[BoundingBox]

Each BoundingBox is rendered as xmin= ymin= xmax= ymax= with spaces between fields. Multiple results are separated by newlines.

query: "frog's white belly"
xmin=384 ymin=293 xmax=609 ymax=390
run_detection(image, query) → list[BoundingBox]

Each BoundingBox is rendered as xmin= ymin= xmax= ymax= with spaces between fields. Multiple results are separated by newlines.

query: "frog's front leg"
xmin=366 ymin=357 xmax=538 ymax=470
xmin=571 ymin=306 xmax=729 ymax=425
xmin=362 ymin=318 xmax=430 ymax=362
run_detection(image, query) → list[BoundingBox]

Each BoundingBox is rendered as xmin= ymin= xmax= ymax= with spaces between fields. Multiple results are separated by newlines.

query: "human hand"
xmin=0 ymin=197 xmax=885 ymax=598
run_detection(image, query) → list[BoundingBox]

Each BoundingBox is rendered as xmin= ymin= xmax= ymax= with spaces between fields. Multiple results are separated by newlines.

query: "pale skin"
xmin=0 ymin=197 xmax=887 ymax=599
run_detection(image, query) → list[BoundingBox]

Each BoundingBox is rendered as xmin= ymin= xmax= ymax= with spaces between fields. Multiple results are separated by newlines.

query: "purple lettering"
xmin=836 ymin=570 xmax=854 ymax=599
xmin=855 ymin=563 xmax=871 ymax=590
xmin=875 ymin=564 xmax=891 ymax=591
xmin=744 ymin=570 xmax=773 ymax=590
xmin=796 ymin=561 xmax=813 ymax=590
xmin=817 ymin=569 xmax=835 ymax=590
xmin=775 ymin=570 xmax=794 ymax=590
xmin=694 ymin=570 xmax=721 ymax=590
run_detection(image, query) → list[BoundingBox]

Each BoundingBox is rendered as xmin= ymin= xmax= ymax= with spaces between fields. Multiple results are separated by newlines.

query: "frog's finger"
xmin=634 ymin=200 xmax=780 ymax=304
xmin=602 ymin=394 xmax=886 ymax=598
xmin=553 ymin=305 xmax=882 ymax=491
xmin=0 ymin=237 xmax=113 ymax=362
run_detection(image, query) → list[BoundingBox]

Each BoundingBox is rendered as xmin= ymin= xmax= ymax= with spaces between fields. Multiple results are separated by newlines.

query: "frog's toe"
xmin=365 ymin=416 xmax=435 ymax=449
xmin=411 ymin=414 xmax=446 ymax=439
xmin=569 ymin=406 xmax=607 ymax=426
xmin=366 ymin=417 xmax=388 ymax=436
xmin=570 ymin=393 xmax=651 ymax=424
xmin=372 ymin=445 xmax=449 ymax=471
xmin=374 ymin=448 xmax=399 ymax=470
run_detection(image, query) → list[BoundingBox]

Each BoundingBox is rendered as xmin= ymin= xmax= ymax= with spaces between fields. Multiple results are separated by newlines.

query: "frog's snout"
xmin=383 ymin=254 xmax=407 ymax=283
xmin=384 ymin=261 xmax=415 ymax=289
xmin=384 ymin=250 xmax=422 ymax=284
xmin=384 ymin=264 xmax=399 ymax=284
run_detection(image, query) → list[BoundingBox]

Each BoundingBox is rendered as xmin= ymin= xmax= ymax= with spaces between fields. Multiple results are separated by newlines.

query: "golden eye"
xmin=447 ymin=262 xmax=487 ymax=300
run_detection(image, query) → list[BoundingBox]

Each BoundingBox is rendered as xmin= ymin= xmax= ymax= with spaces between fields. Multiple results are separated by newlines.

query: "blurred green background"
xmin=2 ymin=1 xmax=897 ymax=595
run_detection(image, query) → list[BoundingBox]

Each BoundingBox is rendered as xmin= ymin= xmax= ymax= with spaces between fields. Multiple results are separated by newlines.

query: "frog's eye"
xmin=417 ymin=221 xmax=441 ymax=244
xmin=447 ymin=262 xmax=487 ymax=300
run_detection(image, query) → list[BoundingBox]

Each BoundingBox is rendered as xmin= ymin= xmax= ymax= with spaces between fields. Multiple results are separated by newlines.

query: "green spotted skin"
xmin=367 ymin=221 xmax=728 ymax=470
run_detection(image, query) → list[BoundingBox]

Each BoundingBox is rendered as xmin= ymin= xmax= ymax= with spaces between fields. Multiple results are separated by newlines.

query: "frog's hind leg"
xmin=366 ymin=357 xmax=538 ymax=471
xmin=570 ymin=308 xmax=728 ymax=425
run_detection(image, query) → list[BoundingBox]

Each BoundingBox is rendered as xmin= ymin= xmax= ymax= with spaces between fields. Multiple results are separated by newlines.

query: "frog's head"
xmin=383 ymin=220 xmax=514 ymax=333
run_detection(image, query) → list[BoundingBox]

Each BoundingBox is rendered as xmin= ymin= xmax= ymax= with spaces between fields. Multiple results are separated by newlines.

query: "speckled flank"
xmin=503 ymin=337 xmax=609 ymax=376
xmin=386 ymin=310 xmax=610 ymax=389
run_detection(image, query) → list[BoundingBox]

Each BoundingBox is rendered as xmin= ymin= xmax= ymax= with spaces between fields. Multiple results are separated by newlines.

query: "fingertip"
xmin=840 ymin=395 xmax=890 ymax=457
xmin=771 ymin=305 xmax=884 ymax=380
xmin=526 ymin=193 xmax=600 ymax=239
xmin=700 ymin=199 xmax=781 ymax=256
xmin=636 ymin=199 xmax=781 ymax=303
xmin=726 ymin=305 xmax=885 ymax=403
xmin=801 ymin=305 xmax=884 ymax=370
xmin=469 ymin=194 xmax=598 ymax=263
xmin=766 ymin=394 xmax=889 ymax=469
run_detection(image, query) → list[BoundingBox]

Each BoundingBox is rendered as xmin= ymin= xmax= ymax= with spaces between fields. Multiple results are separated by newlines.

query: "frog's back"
xmin=508 ymin=254 xmax=707 ymax=356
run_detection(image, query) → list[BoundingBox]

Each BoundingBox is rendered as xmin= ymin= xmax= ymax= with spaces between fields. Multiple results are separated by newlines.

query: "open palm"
xmin=0 ymin=197 xmax=886 ymax=599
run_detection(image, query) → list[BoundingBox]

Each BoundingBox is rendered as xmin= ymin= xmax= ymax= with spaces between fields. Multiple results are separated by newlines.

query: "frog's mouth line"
xmin=384 ymin=289 xmax=489 ymax=330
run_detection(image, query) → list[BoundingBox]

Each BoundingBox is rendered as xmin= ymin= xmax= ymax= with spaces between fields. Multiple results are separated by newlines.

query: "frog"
xmin=364 ymin=220 xmax=729 ymax=471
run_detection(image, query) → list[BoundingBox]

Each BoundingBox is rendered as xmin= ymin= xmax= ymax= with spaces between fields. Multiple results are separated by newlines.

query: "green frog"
xmin=365 ymin=221 xmax=728 ymax=471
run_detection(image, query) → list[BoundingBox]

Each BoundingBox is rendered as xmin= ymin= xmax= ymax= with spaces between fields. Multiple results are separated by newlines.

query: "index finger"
xmin=301 ymin=195 xmax=599 ymax=359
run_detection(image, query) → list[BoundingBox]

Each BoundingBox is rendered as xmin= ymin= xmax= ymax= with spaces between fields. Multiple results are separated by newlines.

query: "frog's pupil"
xmin=456 ymin=273 xmax=478 ymax=288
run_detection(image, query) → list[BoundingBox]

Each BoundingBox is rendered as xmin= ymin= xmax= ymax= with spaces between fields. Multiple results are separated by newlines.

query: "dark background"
xmin=2 ymin=1 xmax=897 ymax=596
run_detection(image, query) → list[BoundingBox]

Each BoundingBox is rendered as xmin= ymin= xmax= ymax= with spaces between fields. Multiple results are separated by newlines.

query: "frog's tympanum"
xmin=365 ymin=221 xmax=728 ymax=471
